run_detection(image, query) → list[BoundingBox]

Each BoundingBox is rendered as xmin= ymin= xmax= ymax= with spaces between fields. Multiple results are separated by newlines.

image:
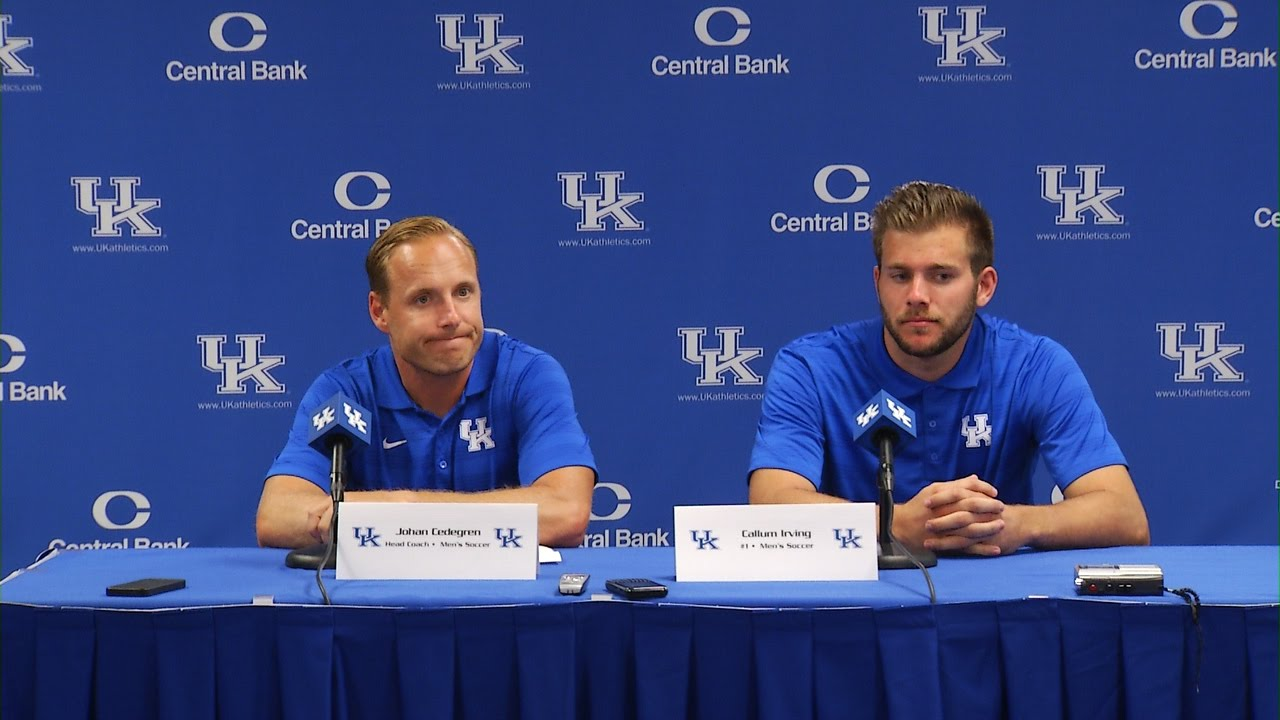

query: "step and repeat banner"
xmin=2 ymin=1 xmax=1276 ymax=573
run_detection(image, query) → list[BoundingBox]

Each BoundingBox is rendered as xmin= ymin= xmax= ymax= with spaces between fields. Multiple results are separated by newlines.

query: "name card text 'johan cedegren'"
xmin=336 ymin=502 xmax=537 ymax=580
xmin=674 ymin=504 xmax=877 ymax=581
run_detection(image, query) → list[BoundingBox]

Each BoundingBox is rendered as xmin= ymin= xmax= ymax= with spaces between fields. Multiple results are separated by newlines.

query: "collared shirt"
xmin=749 ymin=314 xmax=1125 ymax=504
xmin=266 ymin=330 xmax=597 ymax=492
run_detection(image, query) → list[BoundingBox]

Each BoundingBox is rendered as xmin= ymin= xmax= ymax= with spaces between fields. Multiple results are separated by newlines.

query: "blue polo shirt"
xmin=266 ymin=330 xmax=597 ymax=492
xmin=749 ymin=314 xmax=1125 ymax=505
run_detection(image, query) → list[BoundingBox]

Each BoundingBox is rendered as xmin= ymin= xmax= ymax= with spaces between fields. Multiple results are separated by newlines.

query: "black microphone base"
xmin=285 ymin=543 xmax=336 ymax=570
xmin=879 ymin=546 xmax=937 ymax=570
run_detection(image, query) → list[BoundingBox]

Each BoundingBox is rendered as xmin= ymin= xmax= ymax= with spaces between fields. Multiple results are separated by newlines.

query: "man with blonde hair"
xmin=257 ymin=216 xmax=596 ymax=548
xmin=748 ymin=182 xmax=1149 ymax=556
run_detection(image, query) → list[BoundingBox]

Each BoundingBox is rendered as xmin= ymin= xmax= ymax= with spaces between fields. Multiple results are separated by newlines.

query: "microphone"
xmin=307 ymin=392 xmax=373 ymax=460
xmin=285 ymin=393 xmax=372 ymax=570
xmin=851 ymin=390 xmax=937 ymax=570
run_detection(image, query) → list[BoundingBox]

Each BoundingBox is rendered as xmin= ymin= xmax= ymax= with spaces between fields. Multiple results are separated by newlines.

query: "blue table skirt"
xmin=3 ymin=599 xmax=1275 ymax=720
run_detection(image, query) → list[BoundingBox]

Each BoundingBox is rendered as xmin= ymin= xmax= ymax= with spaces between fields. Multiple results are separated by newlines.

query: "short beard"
xmin=881 ymin=292 xmax=977 ymax=359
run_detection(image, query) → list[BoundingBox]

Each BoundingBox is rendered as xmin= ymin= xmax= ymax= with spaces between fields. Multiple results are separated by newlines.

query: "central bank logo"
xmin=591 ymin=482 xmax=632 ymax=522
xmin=679 ymin=326 xmax=763 ymax=386
xmin=167 ymin=12 xmax=307 ymax=82
xmin=1157 ymin=322 xmax=1245 ymax=382
xmin=559 ymin=171 xmax=645 ymax=231
xmin=292 ymin=172 xmax=393 ymax=240
xmin=459 ymin=416 xmax=496 ymax=452
xmin=1180 ymin=1 xmax=1237 ymax=40
xmin=71 ymin=177 xmax=162 ymax=237
xmin=919 ymin=6 xmax=1006 ymax=67
xmin=334 ymin=171 xmax=391 ymax=210
xmin=353 ymin=526 xmax=382 ymax=547
xmin=1134 ymin=1 xmax=1272 ymax=71
xmin=197 ymin=334 xmax=286 ymax=394
xmin=695 ymin=7 xmax=751 ymax=46
xmin=209 ymin=12 xmax=267 ymax=52
xmin=771 ymin=165 xmax=872 ymax=234
xmin=0 ymin=15 xmax=34 ymax=77
xmin=0 ymin=333 xmax=26 ymax=374
xmin=0 ymin=334 xmax=69 ymax=402
xmin=47 ymin=490 xmax=189 ymax=552
xmin=814 ymin=164 xmax=871 ymax=204
xmin=690 ymin=529 xmax=720 ymax=550
xmin=652 ymin=6 xmax=790 ymax=77
xmin=437 ymin=14 xmax=524 ymax=74
xmin=1038 ymin=165 xmax=1125 ymax=225
xmin=93 ymin=490 xmax=151 ymax=530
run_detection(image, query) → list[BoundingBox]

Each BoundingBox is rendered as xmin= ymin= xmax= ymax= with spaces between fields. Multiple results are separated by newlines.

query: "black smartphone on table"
xmin=605 ymin=578 xmax=667 ymax=600
xmin=106 ymin=578 xmax=186 ymax=597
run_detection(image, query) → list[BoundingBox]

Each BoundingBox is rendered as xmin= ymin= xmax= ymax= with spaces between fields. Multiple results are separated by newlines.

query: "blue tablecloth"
xmin=2 ymin=546 xmax=1276 ymax=720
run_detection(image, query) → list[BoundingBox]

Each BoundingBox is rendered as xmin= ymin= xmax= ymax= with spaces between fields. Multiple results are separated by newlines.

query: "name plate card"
xmin=336 ymin=502 xmax=537 ymax=580
xmin=674 ymin=504 xmax=878 ymax=582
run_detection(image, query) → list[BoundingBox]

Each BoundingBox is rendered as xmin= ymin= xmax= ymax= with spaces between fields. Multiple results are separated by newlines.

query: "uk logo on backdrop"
xmin=437 ymin=14 xmax=523 ymax=74
xmin=1154 ymin=322 xmax=1250 ymax=400
xmin=917 ymin=6 xmax=1012 ymax=83
xmin=1134 ymin=1 xmax=1275 ymax=71
xmin=919 ymin=6 xmax=1005 ymax=66
xmin=166 ymin=12 xmax=308 ymax=82
xmin=1157 ymin=323 xmax=1245 ymax=381
xmin=71 ymin=177 xmax=163 ymax=238
xmin=292 ymin=171 xmax=394 ymax=240
xmin=0 ymin=14 xmax=37 ymax=88
xmin=197 ymin=334 xmax=291 ymax=410
xmin=770 ymin=164 xmax=873 ymax=235
xmin=556 ymin=171 xmax=653 ymax=249
xmin=651 ymin=6 xmax=792 ymax=77
xmin=434 ymin=13 xmax=529 ymax=91
xmin=559 ymin=171 xmax=644 ymax=231
xmin=0 ymin=333 xmax=69 ymax=403
xmin=1036 ymin=164 xmax=1127 ymax=233
xmin=678 ymin=326 xmax=764 ymax=387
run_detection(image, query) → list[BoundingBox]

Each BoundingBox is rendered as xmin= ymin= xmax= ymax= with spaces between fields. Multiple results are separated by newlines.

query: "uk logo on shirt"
xmin=460 ymin=416 xmax=496 ymax=452
xmin=962 ymin=414 xmax=992 ymax=448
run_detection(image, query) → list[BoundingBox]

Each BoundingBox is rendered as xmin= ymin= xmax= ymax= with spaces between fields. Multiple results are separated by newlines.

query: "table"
xmin=2 ymin=545 xmax=1276 ymax=720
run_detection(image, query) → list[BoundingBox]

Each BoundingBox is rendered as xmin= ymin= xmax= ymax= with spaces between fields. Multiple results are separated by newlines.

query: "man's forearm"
xmin=256 ymin=476 xmax=331 ymax=549
xmin=1008 ymin=490 xmax=1150 ymax=549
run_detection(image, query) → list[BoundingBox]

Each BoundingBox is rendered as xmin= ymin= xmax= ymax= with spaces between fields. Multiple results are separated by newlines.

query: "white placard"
xmin=336 ymin=502 xmax=537 ymax=580
xmin=674 ymin=504 xmax=878 ymax=582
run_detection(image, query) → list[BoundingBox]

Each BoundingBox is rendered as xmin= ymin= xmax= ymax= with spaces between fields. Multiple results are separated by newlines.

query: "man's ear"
xmin=368 ymin=291 xmax=390 ymax=333
xmin=975 ymin=266 xmax=998 ymax=308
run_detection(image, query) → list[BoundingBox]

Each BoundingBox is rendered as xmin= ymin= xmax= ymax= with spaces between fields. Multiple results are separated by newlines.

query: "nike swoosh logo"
xmin=382 ymin=438 xmax=408 ymax=449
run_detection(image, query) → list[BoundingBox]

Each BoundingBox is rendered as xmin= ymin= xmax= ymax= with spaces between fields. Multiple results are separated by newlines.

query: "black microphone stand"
xmin=875 ymin=431 xmax=937 ymax=569
xmin=285 ymin=438 xmax=350 ymax=570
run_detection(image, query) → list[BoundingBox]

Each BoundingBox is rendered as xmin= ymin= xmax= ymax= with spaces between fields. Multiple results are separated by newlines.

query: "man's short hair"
xmin=870 ymin=181 xmax=994 ymax=276
xmin=365 ymin=216 xmax=478 ymax=299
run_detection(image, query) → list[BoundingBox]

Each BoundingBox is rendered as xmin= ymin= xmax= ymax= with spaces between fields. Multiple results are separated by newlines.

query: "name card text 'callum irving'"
xmin=741 ymin=529 xmax=813 ymax=549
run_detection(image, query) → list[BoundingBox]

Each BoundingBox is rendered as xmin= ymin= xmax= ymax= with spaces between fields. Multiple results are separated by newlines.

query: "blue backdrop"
xmin=2 ymin=1 xmax=1276 ymax=574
